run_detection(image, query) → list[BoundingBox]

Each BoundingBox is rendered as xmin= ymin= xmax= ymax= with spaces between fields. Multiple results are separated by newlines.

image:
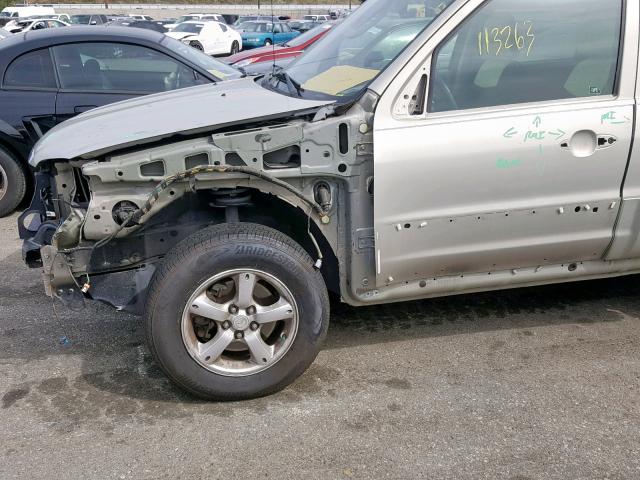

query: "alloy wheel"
xmin=181 ymin=269 xmax=299 ymax=377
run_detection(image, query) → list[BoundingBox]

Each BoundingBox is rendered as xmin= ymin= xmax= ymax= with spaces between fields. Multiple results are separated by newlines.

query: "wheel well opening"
xmin=240 ymin=190 xmax=340 ymax=295
xmin=94 ymin=188 xmax=340 ymax=296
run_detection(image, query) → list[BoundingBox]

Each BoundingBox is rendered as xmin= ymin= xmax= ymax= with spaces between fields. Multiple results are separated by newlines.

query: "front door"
xmin=374 ymin=0 xmax=634 ymax=287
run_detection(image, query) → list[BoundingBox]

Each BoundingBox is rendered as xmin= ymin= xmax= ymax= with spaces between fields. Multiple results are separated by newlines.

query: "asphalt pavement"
xmin=1 ymin=212 xmax=639 ymax=479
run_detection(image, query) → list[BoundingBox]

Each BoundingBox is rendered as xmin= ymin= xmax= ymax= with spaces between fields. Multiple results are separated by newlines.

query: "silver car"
xmin=22 ymin=0 xmax=639 ymax=400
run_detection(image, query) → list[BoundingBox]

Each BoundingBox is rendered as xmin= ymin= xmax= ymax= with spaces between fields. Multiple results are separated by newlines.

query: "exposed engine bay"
xmin=20 ymin=92 xmax=379 ymax=313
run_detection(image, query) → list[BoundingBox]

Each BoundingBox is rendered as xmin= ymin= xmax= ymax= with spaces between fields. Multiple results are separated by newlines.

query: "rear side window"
xmin=430 ymin=0 xmax=623 ymax=112
xmin=4 ymin=49 xmax=56 ymax=89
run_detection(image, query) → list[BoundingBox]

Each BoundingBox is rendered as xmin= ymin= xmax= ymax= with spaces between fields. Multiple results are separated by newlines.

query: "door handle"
xmin=560 ymin=131 xmax=617 ymax=158
xmin=74 ymin=105 xmax=97 ymax=114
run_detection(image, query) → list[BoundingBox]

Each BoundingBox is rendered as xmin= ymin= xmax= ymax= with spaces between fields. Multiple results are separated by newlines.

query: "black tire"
xmin=145 ymin=223 xmax=330 ymax=401
xmin=0 ymin=147 xmax=27 ymax=217
xmin=230 ymin=40 xmax=240 ymax=55
xmin=190 ymin=41 xmax=204 ymax=52
xmin=264 ymin=38 xmax=273 ymax=46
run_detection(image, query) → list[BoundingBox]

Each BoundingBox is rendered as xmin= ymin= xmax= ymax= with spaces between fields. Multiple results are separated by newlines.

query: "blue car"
xmin=238 ymin=21 xmax=300 ymax=49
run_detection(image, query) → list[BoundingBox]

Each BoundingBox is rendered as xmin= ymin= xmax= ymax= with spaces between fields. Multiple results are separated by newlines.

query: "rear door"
xmin=52 ymin=42 xmax=208 ymax=122
xmin=373 ymin=0 xmax=635 ymax=286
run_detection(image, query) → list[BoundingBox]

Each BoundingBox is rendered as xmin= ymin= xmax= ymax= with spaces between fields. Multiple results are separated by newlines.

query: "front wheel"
xmin=145 ymin=223 xmax=330 ymax=400
xmin=264 ymin=38 xmax=273 ymax=46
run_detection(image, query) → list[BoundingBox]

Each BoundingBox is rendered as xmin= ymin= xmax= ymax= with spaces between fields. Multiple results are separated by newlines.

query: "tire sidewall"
xmin=0 ymin=148 xmax=26 ymax=217
xmin=147 ymin=233 xmax=327 ymax=399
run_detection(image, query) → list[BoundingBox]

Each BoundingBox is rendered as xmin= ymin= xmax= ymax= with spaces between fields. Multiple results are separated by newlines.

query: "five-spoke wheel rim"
xmin=181 ymin=269 xmax=299 ymax=377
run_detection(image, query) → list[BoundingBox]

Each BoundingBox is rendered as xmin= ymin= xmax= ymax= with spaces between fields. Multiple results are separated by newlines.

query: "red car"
xmin=227 ymin=23 xmax=332 ymax=69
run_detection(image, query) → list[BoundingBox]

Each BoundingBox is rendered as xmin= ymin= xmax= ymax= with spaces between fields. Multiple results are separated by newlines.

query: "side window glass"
xmin=52 ymin=43 xmax=199 ymax=92
xmin=220 ymin=23 xmax=227 ymax=32
xmin=430 ymin=0 xmax=623 ymax=113
xmin=274 ymin=24 xmax=282 ymax=33
xmin=4 ymin=49 xmax=56 ymax=89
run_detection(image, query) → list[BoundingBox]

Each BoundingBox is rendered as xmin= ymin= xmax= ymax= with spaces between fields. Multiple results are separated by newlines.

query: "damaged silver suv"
xmin=21 ymin=0 xmax=640 ymax=399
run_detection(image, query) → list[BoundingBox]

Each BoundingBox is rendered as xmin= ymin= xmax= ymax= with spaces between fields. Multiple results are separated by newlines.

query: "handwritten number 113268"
xmin=478 ymin=21 xmax=535 ymax=57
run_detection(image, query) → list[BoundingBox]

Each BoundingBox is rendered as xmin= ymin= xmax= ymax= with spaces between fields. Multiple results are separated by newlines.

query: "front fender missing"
xmin=81 ymin=165 xmax=332 ymax=256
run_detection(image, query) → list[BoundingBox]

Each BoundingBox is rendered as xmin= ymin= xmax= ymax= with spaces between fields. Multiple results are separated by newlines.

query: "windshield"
xmin=70 ymin=15 xmax=91 ymax=24
xmin=177 ymin=15 xmax=198 ymax=23
xmin=285 ymin=24 xmax=332 ymax=47
xmin=173 ymin=23 xmax=203 ymax=34
xmin=278 ymin=0 xmax=454 ymax=99
xmin=241 ymin=22 xmax=272 ymax=33
xmin=160 ymin=35 xmax=242 ymax=80
xmin=0 ymin=12 xmax=11 ymax=18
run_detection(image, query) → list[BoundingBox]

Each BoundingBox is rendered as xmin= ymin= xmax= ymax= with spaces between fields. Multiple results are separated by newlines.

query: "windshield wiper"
xmin=270 ymin=65 xmax=304 ymax=97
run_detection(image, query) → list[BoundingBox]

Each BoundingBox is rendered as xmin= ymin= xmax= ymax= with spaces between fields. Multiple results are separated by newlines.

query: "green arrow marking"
xmin=549 ymin=129 xmax=566 ymax=139
xmin=503 ymin=127 xmax=518 ymax=139
xmin=533 ymin=116 xmax=542 ymax=128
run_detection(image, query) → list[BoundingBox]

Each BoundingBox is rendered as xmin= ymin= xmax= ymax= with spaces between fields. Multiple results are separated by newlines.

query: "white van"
xmin=0 ymin=6 xmax=55 ymax=19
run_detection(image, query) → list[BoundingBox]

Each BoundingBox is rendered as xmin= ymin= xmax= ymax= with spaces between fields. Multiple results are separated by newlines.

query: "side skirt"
xmin=348 ymin=258 xmax=640 ymax=306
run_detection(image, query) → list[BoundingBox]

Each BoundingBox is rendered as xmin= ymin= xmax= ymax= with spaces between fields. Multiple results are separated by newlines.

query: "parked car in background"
xmin=238 ymin=21 xmax=300 ymax=48
xmin=222 ymin=14 xmax=238 ymax=25
xmin=227 ymin=22 xmax=333 ymax=73
xmin=0 ymin=6 xmax=55 ymax=25
xmin=128 ymin=14 xmax=153 ymax=21
xmin=53 ymin=14 xmax=71 ymax=23
xmin=106 ymin=17 xmax=134 ymax=26
xmin=25 ymin=13 xmax=71 ymax=23
xmin=165 ymin=13 xmax=226 ymax=30
xmin=0 ymin=26 xmax=240 ymax=216
xmin=127 ymin=20 xmax=167 ymax=33
xmin=108 ymin=18 xmax=167 ymax=33
xmin=5 ymin=18 xmax=68 ymax=34
xmin=288 ymin=20 xmax=322 ymax=33
xmin=155 ymin=18 xmax=177 ymax=29
xmin=70 ymin=14 xmax=109 ymax=25
xmin=233 ymin=15 xmax=288 ymax=27
xmin=302 ymin=14 xmax=330 ymax=22
xmin=167 ymin=21 xmax=242 ymax=56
